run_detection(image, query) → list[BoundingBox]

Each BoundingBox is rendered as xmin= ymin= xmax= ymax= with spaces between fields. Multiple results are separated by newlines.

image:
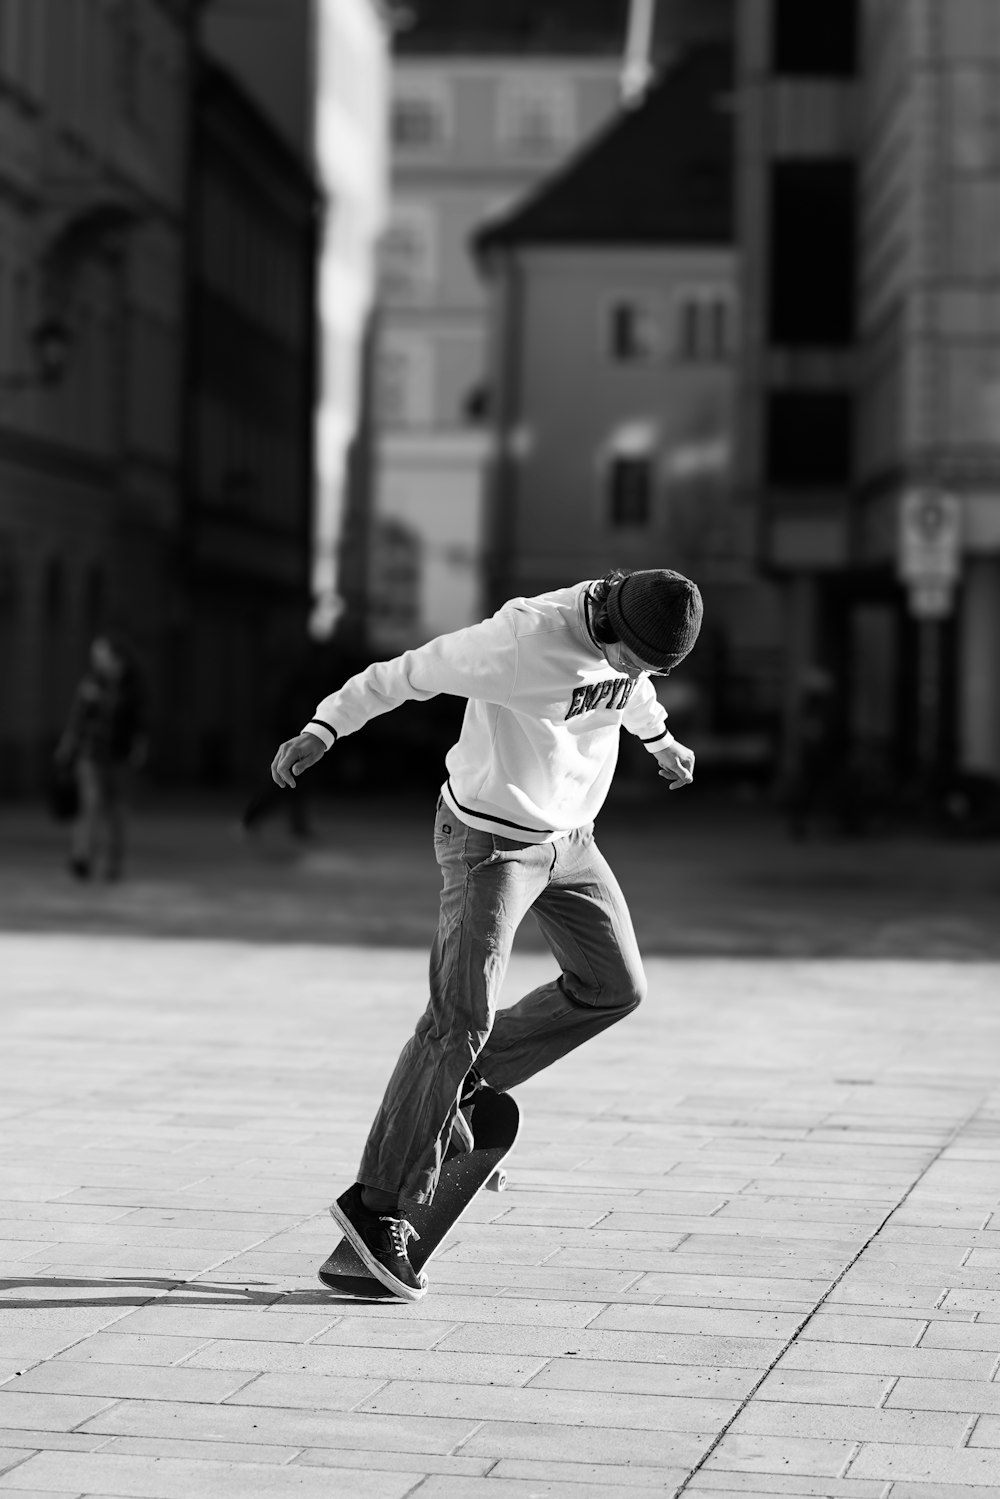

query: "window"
xmin=608 ymin=456 xmax=653 ymax=528
xmin=676 ymin=290 xmax=735 ymax=361
xmin=766 ymin=389 xmax=853 ymax=485
xmin=772 ymin=0 xmax=858 ymax=77
xmin=607 ymin=299 xmax=659 ymax=363
xmin=379 ymin=204 xmax=436 ymax=303
xmin=497 ymin=75 xmax=574 ymax=154
xmin=375 ymin=335 xmax=433 ymax=428
xmin=769 ymin=161 xmax=855 ymax=345
xmin=391 ymin=88 xmax=450 ymax=150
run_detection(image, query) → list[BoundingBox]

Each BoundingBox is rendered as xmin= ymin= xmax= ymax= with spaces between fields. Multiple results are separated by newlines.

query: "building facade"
xmin=180 ymin=59 xmax=319 ymax=784
xmin=0 ymin=0 xmax=322 ymax=791
xmin=478 ymin=45 xmax=781 ymax=765
xmin=738 ymin=0 xmax=1000 ymax=785
xmin=0 ymin=0 xmax=194 ymax=789
xmin=368 ymin=14 xmax=633 ymax=653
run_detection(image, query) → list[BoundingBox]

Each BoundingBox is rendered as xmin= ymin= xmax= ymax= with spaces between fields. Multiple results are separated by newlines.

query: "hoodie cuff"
xmin=301 ymin=719 xmax=336 ymax=751
xmin=641 ymin=727 xmax=674 ymax=752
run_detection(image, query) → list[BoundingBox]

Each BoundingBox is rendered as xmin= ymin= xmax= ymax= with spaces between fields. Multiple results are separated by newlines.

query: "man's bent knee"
xmin=564 ymin=966 xmax=646 ymax=1013
xmin=616 ymin=968 xmax=646 ymax=1013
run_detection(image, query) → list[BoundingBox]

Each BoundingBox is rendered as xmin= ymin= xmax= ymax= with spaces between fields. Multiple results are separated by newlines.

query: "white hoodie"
xmin=302 ymin=581 xmax=675 ymax=842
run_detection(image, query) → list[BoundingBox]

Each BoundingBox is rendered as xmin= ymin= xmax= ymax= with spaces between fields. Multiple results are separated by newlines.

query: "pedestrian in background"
xmin=55 ymin=634 xmax=147 ymax=882
xmin=271 ymin=567 xmax=702 ymax=1300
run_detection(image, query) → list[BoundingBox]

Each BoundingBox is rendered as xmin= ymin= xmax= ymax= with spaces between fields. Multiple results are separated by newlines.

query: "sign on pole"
xmin=898 ymin=488 xmax=961 ymax=619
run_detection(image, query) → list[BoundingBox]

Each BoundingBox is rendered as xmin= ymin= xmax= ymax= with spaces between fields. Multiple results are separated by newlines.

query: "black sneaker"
xmin=328 ymin=1184 xmax=425 ymax=1301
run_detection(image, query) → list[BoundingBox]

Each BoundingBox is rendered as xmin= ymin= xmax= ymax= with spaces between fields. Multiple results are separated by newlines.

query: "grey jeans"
xmin=357 ymin=798 xmax=647 ymax=1204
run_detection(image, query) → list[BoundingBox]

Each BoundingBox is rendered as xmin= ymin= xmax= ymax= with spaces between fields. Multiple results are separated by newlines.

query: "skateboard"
xmin=317 ymin=1087 xmax=520 ymax=1299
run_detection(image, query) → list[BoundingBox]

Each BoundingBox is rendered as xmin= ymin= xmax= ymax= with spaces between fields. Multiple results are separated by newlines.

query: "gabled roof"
xmin=474 ymin=44 xmax=733 ymax=255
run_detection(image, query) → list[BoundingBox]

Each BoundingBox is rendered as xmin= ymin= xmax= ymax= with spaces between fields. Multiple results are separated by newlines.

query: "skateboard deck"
xmin=317 ymin=1087 xmax=519 ymax=1299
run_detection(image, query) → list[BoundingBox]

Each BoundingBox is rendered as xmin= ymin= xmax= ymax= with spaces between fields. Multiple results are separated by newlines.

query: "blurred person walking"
xmin=271 ymin=569 xmax=702 ymax=1299
xmin=55 ymin=634 xmax=148 ymax=882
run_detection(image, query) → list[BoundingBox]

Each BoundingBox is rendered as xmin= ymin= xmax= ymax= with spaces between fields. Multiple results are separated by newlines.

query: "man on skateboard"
xmin=271 ymin=568 xmax=702 ymax=1300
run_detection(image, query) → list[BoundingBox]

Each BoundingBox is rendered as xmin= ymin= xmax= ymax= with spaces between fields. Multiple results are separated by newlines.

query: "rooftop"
xmin=475 ymin=43 xmax=733 ymax=253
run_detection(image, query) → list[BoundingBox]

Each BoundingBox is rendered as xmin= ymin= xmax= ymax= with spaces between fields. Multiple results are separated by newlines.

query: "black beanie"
xmin=606 ymin=569 xmax=703 ymax=669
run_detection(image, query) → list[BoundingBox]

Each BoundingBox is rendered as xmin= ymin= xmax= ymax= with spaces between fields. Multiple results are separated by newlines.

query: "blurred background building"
xmin=739 ymin=0 xmax=1000 ymax=790
xmin=0 ymin=0 xmax=377 ymax=792
xmin=360 ymin=0 xmax=734 ymax=655
xmin=475 ymin=39 xmax=781 ymax=766
xmin=0 ymin=0 xmax=195 ymax=790
xmin=3 ymin=0 xmax=999 ymax=801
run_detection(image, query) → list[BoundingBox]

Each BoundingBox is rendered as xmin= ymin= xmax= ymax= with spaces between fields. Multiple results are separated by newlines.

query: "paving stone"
xmin=0 ymin=1490 xmax=81 ymax=1499
xmin=589 ymin=1304 xmax=803 ymax=1338
xmin=292 ymin=1447 xmax=494 ymax=1477
xmin=753 ymin=1368 xmax=886 ymax=1406
xmin=886 ymin=1486 xmax=1000 ymax=1498
xmin=848 ymin=1442 xmax=1000 ymax=1482
xmin=702 ymin=1431 xmax=855 ymax=1477
xmin=186 ymin=1337 xmax=547 ymax=1385
xmin=0 ymin=1450 xmax=421 ymax=1497
xmin=685 ymin=1475 xmax=886 ymax=1496
xmin=0 ymin=1430 xmax=109 ymax=1453
xmin=432 ymin=1322 xmax=782 ymax=1367
xmin=778 ymin=1340 xmax=997 ymax=1380
xmin=457 ymin=1419 xmax=710 ymax=1467
xmin=732 ymin=1397 xmax=969 ymax=1444
xmin=0 ymin=1454 xmax=34 ymax=1482
xmin=524 ymin=1358 xmax=758 ymax=1399
xmin=47 ymin=1333 xmax=213 ymax=1366
xmin=0 ymin=1394 xmax=116 ymax=1432
xmin=109 ymin=1308 xmax=341 ymax=1341
xmin=75 ymin=1396 xmax=478 ymax=1453
xmin=97 ymin=1434 xmax=301 ymax=1464
xmin=800 ymin=1314 xmax=940 ymax=1345
xmin=401 ymin=1478 xmax=683 ymax=1499
xmin=916 ymin=1322 xmax=1000 ymax=1353
xmin=356 ymin=1377 xmax=737 ymax=1431
xmin=885 ymin=1375 xmax=1000 ymax=1414
xmin=633 ymin=1271 xmax=832 ymax=1301
xmin=7 ymin=1363 xmax=253 ymax=1405
xmin=491 ymin=1457 xmax=690 ymax=1489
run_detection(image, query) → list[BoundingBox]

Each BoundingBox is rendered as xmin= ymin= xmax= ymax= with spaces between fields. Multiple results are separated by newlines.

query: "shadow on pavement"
xmin=0 ymin=1275 xmax=283 ymax=1309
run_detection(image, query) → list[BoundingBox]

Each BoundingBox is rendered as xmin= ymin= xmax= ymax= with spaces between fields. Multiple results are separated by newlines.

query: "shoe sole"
xmin=327 ymin=1200 xmax=426 ymax=1302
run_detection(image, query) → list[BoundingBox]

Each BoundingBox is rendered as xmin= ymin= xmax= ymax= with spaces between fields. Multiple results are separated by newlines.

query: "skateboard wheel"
xmin=487 ymin=1169 xmax=507 ymax=1192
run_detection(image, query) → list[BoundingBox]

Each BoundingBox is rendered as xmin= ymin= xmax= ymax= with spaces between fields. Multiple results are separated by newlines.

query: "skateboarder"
xmin=271 ymin=568 xmax=702 ymax=1299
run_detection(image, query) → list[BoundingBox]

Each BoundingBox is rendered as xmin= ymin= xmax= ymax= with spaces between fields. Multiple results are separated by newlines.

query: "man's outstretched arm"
xmin=269 ymin=612 xmax=517 ymax=788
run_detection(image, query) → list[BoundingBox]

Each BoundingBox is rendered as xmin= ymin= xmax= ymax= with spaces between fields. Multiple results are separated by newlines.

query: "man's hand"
xmin=271 ymin=731 xmax=326 ymax=788
xmin=653 ymin=739 xmax=695 ymax=791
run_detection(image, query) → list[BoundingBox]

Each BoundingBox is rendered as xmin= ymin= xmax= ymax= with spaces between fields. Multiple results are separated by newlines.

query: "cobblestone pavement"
xmin=2 ymin=796 xmax=1000 ymax=1496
